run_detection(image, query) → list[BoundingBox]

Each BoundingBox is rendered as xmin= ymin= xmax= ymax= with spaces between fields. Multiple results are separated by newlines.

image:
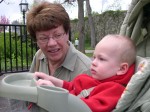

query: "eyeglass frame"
xmin=37 ymin=32 xmax=66 ymax=43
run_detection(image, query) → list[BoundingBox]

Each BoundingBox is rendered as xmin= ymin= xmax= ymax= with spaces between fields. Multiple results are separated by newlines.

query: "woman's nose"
xmin=47 ymin=38 xmax=57 ymax=46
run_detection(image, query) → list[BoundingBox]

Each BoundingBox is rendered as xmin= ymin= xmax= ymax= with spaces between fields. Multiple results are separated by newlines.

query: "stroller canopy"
xmin=120 ymin=0 xmax=150 ymax=57
xmin=113 ymin=0 xmax=150 ymax=111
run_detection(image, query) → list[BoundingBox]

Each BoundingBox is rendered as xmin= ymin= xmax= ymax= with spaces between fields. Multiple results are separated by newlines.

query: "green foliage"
xmin=92 ymin=11 xmax=100 ymax=16
xmin=85 ymin=53 xmax=93 ymax=57
xmin=85 ymin=37 xmax=94 ymax=57
xmin=71 ymin=18 xmax=78 ymax=23
xmin=72 ymin=31 xmax=93 ymax=50
xmin=84 ymin=16 xmax=88 ymax=21
xmin=85 ymin=32 xmax=91 ymax=49
xmin=102 ymin=10 xmax=114 ymax=15
xmin=0 ymin=32 xmax=36 ymax=70
xmin=73 ymin=32 xmax=79 ymax=41
xmin=71 ymin=16 xmax=89 ymax=23
xmin=102 ymin=10 xmax=125 ymax=16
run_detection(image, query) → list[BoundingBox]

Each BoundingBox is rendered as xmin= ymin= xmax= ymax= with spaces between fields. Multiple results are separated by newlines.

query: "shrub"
xmin=0 ymin=32 xmax=37 ymax=70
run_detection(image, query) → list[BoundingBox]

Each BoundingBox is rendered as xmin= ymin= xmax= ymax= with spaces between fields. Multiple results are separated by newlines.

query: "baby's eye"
xmin=99 ymin=57 xmax=105 ymax=61
xmin=92 ymin=55 xmax=96 ymax=59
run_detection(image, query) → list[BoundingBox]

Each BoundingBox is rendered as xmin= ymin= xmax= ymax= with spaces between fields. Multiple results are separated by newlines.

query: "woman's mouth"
xmin=48 ymin=48 xmax=60 ymax=54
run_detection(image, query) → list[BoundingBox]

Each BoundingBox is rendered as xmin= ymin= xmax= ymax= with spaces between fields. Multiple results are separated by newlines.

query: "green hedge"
xmin=0 ymin=33 xmax=37 ymax=70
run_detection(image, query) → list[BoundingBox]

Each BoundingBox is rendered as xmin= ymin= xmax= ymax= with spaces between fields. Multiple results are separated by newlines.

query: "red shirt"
xmin=63 ymin=64 xmax=135 ymax=112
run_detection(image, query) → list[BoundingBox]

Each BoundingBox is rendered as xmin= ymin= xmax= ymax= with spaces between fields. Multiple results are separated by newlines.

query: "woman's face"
xmin=36 ymin=25 xmax=69 ymax=63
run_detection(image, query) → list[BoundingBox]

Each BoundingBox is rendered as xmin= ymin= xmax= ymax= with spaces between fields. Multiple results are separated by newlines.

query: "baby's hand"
xmin=34 ymin=72 xmax=50 ymax=80
xmin=36 ymin=79 xmax=55 ymax=86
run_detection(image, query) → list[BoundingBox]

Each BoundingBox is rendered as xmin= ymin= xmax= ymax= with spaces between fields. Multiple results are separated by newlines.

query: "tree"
xmin=108 ymin=0 xmax=121 ymax=11
xmin=77 ymin=0 xmax=85 ymax=53
xmin=0 ymin=15 xmax=9 ymax=24
xmin=0 ymin=15 xmax=9 ymax=32
xmin=63 ymin=0 xmax=96 ymax=52
xmin=85 ymin=0 xmax=96 ymax=48
xmin=0 ymin=0 xmax=4 ymax=3
xmin=0 ymin=0 xmax=12 ymax=4
xmin=101 ymin=0 xmax=122 ymax=12
xmin=11 ymin=20 xmax=20 ymax=32
xmin=62 ymin=0 xmax=85 ymax=52
xmin=11 ymin=20 xmax=20 ymax=25
xmin=33 ymin=0 xmax=43 ymax=5
xmin=100 ymin=0 xmax=122 ymax=38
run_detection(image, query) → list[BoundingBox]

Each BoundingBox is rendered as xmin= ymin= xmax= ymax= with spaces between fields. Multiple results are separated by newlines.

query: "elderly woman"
xmin=27 ymin=1 xmax=91 ymax=80
xmin=26 ymin=1 xmax=91 ymax=112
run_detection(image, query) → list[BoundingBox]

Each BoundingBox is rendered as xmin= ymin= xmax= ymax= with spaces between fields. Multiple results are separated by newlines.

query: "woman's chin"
xmin=49 ymin=56 xmax=61 ymax=61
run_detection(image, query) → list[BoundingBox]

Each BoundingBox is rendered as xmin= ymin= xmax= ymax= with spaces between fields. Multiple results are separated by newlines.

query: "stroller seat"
xmin=113 ymin=56 xmax=150 ymax=112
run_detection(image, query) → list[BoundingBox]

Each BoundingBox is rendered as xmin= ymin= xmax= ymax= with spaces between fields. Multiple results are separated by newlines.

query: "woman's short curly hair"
xmin=26 ymin=1 xmax=70 ymax=41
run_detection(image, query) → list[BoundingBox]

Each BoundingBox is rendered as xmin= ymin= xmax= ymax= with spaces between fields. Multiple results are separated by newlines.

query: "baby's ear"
xmin=117 ymin=63 xmax=129 ymax=75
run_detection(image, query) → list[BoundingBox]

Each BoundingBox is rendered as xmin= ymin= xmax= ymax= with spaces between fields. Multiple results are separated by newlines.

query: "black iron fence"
xmin=0 ymin=24 xmax=38 ymax=75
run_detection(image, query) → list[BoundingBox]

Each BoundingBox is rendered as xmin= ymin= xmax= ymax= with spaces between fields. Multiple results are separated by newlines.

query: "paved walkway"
xmin=85 ymin=50 xmax=94 ymax=53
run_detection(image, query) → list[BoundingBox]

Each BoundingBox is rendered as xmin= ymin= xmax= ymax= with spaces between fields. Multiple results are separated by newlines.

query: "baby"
xmin=34 ymin=34 xmax=136 ymax=112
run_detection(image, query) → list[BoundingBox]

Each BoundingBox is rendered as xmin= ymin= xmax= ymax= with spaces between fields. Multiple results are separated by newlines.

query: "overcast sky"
xmin=0 ymin=0 xmax=132 ymax=23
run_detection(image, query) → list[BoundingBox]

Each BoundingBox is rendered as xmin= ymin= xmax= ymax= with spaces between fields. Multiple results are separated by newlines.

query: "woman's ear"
xmin=117 ymin=63 xmax=129 ymax=75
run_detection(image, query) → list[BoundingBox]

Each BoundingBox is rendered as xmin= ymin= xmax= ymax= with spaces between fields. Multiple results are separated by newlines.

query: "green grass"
xmin=85 ymin=53 xmax=93 ymax=57
xmin=85 ymin=46 xmax=94 ymax=50
xmin=85 ymin=41 xmax=94 ymax=57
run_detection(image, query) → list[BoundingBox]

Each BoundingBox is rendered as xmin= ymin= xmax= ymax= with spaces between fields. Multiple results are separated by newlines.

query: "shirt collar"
xmin=62 ymin=42 xmax=77 ymax=71
xmin=38 ymin=51 xmax=47 ymax=63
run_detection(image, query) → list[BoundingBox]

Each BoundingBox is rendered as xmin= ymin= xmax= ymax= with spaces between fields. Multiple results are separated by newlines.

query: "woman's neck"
xmin=48 ymin=52 xmax=66 ymax=75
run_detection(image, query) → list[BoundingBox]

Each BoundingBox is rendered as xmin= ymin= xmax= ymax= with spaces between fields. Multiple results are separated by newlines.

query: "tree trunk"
xmin=0 ymin=0 xmax=4 ymax=3
xmin=85 ymin=0 xmax=96 ymax=48
xmin=77 ymin=0 xmax=85 ymax=53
